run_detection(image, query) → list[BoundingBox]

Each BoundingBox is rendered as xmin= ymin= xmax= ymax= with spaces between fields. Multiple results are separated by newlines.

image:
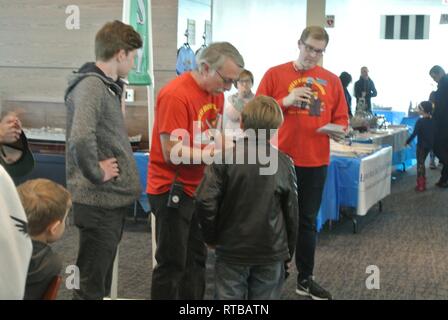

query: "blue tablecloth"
xmin=372 ymin=109 xmax=406 ymax=125
xmin=134 ymin=152 xmax=151 ymax=212
xmin=316 ymin=155 xmax=360 ymax=231
xmin=352 ymin=127 xmax=410 ymax=168
xmin=316 ymin=146 xmax=392 ymax=231
xmin=399 ymin=116 xmax=419 ymax=169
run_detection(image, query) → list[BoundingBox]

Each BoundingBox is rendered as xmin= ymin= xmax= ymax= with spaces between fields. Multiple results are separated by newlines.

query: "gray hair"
xmin=196 ymin=42 xmax=244 ymax=72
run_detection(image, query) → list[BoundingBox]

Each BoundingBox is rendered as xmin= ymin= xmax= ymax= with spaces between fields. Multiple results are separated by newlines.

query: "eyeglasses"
xmin=215 ymin=69 xmax=238 ymax=86
xmin=237 ymin=79 xmax=252 ymax=85
xmin=300 ymin=41 xmax=325 ymax=55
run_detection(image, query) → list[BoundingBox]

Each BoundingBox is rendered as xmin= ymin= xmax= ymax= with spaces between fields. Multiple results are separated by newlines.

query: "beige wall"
xmin=0 ymin=0 xmax=179 ymax=149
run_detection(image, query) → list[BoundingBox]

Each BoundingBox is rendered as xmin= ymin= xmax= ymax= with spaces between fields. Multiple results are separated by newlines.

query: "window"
xmin=381 ymin=15 xmax=429 ymax=40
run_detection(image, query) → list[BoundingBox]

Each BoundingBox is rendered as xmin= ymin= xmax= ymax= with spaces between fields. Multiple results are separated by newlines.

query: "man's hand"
xmin=284 ymin=260 xmax=292 ymax=279
xmin=328 ymin=126 xmax=348 ymax=143
xmin=329 ymin=133 xmax=346 ymax=143
xmin=282 ymin=87 xmax=313 ymax=107
xmin=99 ymin=157 xmax=120 ymax=182
xmin=0 ymin=113 xmax=22 ymax=144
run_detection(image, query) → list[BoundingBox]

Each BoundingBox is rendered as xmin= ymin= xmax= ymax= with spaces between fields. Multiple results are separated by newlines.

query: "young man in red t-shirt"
xmin=257 ymin=26 xmax=348 ymax=300
xmin=147 ymin=42 xmax=244 ymax=299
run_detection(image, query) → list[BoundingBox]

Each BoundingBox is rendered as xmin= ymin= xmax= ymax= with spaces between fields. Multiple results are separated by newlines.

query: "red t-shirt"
xmin=256 ymin=62 xmax=348 ymax=167
xmin=147 ymin=72 xmax=224 ymax=197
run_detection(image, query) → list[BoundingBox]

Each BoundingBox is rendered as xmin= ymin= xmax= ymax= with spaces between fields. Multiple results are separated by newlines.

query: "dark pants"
xmin=294 ymin=166 xmax=328 ymax=281
xmin=72 ymin=203 xmax=126 ymax=300
xmin=417 ymin=146 xmax=431 ymax=177
xmin=149 ymin=193 xmax=207 ymax=300
xmin=434 ymin=135 xmax=448 ymax=183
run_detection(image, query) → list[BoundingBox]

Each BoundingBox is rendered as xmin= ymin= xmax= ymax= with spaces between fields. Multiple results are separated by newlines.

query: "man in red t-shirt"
xmin=257 ymin=26 xmax=348 ymax=300
xmin=147 ymin=42 xmax=244 ymax=300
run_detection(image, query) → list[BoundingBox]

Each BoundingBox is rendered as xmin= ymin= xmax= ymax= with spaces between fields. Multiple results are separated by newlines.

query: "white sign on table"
xmin=357 ymin=146 xmax=392 ymax=216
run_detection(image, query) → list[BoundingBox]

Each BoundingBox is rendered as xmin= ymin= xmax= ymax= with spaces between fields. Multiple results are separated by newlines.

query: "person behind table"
xmin=339 ymin=71 xmax=353 ymax=118
xmin=354 ymin=66 xmax=377 ymax=113
xmin=223 ymin=69 xmax=255 ymax=139
xmin=18 ymin=179 xmax=72 ymax=299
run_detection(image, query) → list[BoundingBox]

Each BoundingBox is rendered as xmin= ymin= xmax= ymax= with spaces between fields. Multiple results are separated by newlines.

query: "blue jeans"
xmin=214 ymin=259 xmax=285 ymax=300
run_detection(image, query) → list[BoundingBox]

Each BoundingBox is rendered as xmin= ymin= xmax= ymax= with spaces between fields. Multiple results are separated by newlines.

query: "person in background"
xmin=339 ymin=71 xmax=353 ymax=117
xmin=354 ymin=66 xmax=377 ymax=113
xmin=428 ymin=91 xmax=438 ymax=169
xmin=256 ymin=26 xmax=348 ymax=300
xmin=405 ymin=102 xmax=434 ymax=192
xmin=147 ymin=42 xmax=244 ymax=300
xmin=195 ymin=96 xmax=298 ymax=300
xmin=18 ymin=179 xmax=72 ymax=299
xmin=429 ymin=65 xmax=448 ymax=188
xmin=64 ymin=20 xmax=142 ymax=299
xmin=223 ymin=69 xmax=255 ymax=139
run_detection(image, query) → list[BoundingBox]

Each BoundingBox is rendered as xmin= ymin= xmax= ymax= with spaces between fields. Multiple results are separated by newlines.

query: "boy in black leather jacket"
xmin=195 ymin=95 xmax=298 ymax=300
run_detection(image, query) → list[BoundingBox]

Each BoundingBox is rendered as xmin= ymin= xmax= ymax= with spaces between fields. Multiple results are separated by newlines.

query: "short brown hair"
xmin=300 ymin=26 xmax=329 ymax=46
xmin=17 ymin=179 xmax=72 ymax=237
xmin=241 ymin=96 xmax=283 ymax=133
xmin=95 ymin=20 xmax=142 ymax=61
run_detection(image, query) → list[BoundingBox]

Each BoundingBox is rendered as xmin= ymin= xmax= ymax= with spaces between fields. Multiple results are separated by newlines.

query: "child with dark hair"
xmin=17 ymin=179 xmax=72 ymax=299
xmin=406 ymin=101 xmax=434 ymax=191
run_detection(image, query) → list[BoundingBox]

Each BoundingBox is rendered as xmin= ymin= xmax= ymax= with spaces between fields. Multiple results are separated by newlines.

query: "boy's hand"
xmin=99 ymin=158 xmax=120 ymax=182
xmin=284 ymin=261 xmax=291 ymax=279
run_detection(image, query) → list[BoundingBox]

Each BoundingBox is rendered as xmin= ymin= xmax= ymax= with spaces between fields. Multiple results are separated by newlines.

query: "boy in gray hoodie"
xmin=64 ymin=20 xmax=142 ymax=300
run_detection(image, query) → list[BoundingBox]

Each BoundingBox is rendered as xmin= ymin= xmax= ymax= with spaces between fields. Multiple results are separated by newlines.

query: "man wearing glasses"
xmin=257 ymin=26 xmax=348 ymax=300
xmin=147 ymin=42 xmax=244 ymax=299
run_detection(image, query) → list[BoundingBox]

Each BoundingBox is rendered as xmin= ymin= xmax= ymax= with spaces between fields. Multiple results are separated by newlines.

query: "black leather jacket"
xmin=195 ymin=138 xmax=298 ymax=265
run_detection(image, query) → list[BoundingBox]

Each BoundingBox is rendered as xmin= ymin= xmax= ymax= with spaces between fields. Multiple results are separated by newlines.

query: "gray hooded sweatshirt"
xmin=64 ymin=62 xmax=141 ymax=209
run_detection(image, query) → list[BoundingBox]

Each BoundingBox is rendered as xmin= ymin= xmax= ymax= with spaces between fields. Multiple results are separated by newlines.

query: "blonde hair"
xmin=241 ymin=95 xmax=283 ymax=135
xmin=17 ymin=179 xmax=71 ymax=237
xmin=300 ymin=26 xmax=329 ymax=45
